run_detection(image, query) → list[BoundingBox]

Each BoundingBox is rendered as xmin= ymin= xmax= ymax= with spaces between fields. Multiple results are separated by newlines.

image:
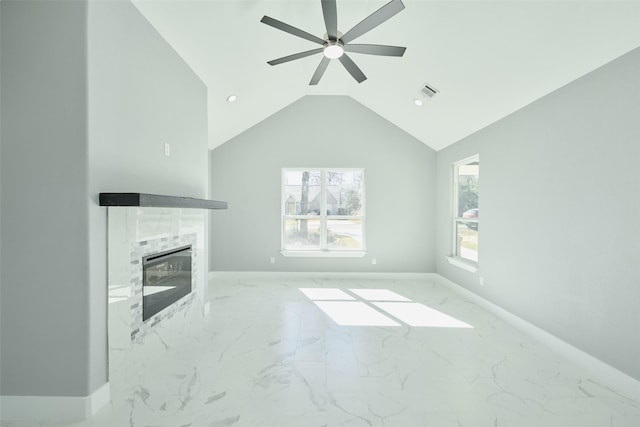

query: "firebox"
xmin=142 ymin=245 xmax=192 ymax=321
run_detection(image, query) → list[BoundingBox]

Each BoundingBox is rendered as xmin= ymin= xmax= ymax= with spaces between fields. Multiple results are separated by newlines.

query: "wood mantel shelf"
xmin=99 ymin=193 xmax=227 ymax=210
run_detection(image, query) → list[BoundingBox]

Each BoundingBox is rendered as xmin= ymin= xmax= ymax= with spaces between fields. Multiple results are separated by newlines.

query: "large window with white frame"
xmin=282 ymin=169 xmax=365 ymax=256
xmin=453 ymin=156 xmax=479 ymax=265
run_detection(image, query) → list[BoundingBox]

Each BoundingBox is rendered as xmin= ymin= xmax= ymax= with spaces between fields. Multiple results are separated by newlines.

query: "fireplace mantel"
xmin=99 ymin=193 xmax=227 ymax=210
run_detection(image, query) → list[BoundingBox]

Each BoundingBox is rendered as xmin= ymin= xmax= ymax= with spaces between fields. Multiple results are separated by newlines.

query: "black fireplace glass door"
xmin=142 ymin=245 xmax=192 ymax=321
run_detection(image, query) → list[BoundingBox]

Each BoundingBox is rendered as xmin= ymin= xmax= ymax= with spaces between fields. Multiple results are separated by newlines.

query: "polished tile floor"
xmin=4 ymin=275 xmax=640 ymax=427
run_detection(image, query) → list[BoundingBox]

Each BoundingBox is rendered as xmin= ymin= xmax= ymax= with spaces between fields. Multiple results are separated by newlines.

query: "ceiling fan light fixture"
xmin=323 ymin=41 xmax=344 ymax=59
xmin=262 ymin=0 xmax=406 ymax=84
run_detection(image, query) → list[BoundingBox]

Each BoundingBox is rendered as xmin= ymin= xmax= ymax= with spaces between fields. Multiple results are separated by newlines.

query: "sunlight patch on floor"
xmin=300 ymin=287 xmax=473 ymax=328
xmin=313 ymin=301 xmax=401 ymax=327
xmin=372 ymin=302 xmax=473 ymax=328
xmin=348 ymin=288 xmax=410 ymax=301
xmin=299 ymin=288 xmax=356 ymax=300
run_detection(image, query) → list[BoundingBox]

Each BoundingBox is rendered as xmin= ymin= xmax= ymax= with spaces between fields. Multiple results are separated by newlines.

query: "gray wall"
xmin=435 ymin=48 xmax=640 ymax=380
xmin=1 ymin=0 xmax=92 ymax=396
xmin=0 ymin=0 xmax=3 ymax=363
xmin=210 ymin=95 xmax=437 ymax=273
xmin=87 ymin=0 xmax=208 ymax=394
xmin=0 ymin=0 xmax=208 ymax=398
xmin=88 ymin=0 xmax=208 ymax=199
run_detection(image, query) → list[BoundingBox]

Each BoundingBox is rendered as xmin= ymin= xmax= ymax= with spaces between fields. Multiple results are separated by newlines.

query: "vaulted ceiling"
xmin=132 ymin=0 xmax=640 ymax=151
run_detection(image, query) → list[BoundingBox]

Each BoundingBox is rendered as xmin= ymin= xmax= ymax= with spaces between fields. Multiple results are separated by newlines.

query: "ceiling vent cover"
xmin=420 ymin=83 xmax=439 ymax=98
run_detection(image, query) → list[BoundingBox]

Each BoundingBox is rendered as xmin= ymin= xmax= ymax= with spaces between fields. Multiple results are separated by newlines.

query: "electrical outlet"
xmin=479 ymin=276 xmax=485 ymax=286
xmin=372 ymin=258 xmax=377 ymax=265
xmin=270 ymin=257 xmax=275 ymax=264
xmin=164 ymin=143 xmax=170 ymax=156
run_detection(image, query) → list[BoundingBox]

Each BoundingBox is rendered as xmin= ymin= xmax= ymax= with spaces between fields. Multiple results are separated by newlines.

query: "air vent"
xmin=420 ymin=83 xmax=439 ymax=98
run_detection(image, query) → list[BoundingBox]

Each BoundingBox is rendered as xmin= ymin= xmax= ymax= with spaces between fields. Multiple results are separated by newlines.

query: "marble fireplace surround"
xmin=107 ymin=206 xmax=209 ymax=381
xmin=129 ymin=233 xmax=197 ymax=341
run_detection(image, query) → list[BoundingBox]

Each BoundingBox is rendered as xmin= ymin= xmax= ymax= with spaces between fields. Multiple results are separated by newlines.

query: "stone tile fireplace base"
xmin=130 ymin=233 xmax=197 ymax=341
xmin=107 ymin=207 xmax=208 ymax=384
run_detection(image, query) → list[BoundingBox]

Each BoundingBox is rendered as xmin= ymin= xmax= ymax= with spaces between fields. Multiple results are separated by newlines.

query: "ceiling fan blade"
xmin=267 ymin=48 xmax=324 ymax=66
xmin=338 ymin=54 xmax=367 ymax=83
xmin=340 ymin=0 xmax=405 ymax=44
xmin=321 ymin=0 xmax=338 ymax=40
xmin=344 ymin=44 xmax=406 ymax=57
xmin=261 ymin=15 xmax=325 ymax=45
xmin=309 ymin=57 xmax=331 ymax=85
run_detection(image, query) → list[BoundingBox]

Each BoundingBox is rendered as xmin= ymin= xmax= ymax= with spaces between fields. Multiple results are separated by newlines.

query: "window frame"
xmin=281 ymin=168 xmax=366 ymax=257
xmin=450 ymin=155 xmax=479 ymax=270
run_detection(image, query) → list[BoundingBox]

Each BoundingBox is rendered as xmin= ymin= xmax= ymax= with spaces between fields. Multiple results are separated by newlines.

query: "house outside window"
xmin=282 ymin=169 xmax=365 ymax=257
xmin=453 ymin=156 xmax=479 ymax=265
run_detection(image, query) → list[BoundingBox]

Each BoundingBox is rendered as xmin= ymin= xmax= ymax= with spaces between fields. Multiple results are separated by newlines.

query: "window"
xmin=452 ymin=156 xmax=479 ymax=265
xmin=282 ymin=169 xmax=365 ymax=256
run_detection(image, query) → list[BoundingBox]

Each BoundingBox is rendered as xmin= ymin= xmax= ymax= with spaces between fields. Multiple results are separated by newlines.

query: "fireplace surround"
xmin=107 ymin=206 xmax=207 ymax=348
xmin=104 ymin=196 xmax=225 ymax=406
xmin=128 ymin=232 xmax=197 ymax=341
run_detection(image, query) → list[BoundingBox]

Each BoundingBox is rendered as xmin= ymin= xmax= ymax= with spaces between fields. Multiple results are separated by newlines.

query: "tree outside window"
xmin=453 ymin=157 xmax=479 ymax=263
xmin=282 ymin=169 xmax=365 ymax=252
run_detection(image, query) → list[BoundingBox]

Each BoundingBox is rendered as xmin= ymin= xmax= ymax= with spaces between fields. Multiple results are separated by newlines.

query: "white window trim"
xmin=281 ymin=168 xmax=366 ymax=257
xmin=282 ymin=251 xmax=367 ymax=258
xmin=451 ymin=155 xmax=479 ymax=271
xmin=445 ymin=256 xmax=479 ymax=272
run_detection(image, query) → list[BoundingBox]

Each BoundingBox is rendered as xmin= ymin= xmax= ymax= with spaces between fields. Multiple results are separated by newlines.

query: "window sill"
xmin=445 ymin=256 xmax=479 ymax=273
xmin=281 ymin=251 xmax=367 ymax=258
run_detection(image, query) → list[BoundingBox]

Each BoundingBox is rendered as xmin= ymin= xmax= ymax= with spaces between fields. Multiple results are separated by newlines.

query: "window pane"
xmin=283 ymin=218 xmax=321 ymax=250
xmin=456 ymin=221 xmax=478 ymax=262
xmin=326 ymin=170 xmax=364 ymax=216
xmin=327 ymin=219 xmax=363 ymax=250
xmin=457 ymin=163 xmax=479 ymax=217
xmin=283 ymin=170 xmax=321 ymax=215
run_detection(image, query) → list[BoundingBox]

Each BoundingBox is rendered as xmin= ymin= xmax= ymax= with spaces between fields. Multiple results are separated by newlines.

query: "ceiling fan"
xmin=261 ymin=0 xmax=407 ymax=85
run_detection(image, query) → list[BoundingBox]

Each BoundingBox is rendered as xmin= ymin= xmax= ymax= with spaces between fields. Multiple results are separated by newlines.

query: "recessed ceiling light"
xmin=226 ymin=95 xmax=237 ymax=103
xmin=413 ymin=98 xmax=424 ymax=107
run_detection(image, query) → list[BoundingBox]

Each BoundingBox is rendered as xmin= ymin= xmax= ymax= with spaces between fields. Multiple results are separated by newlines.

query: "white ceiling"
xmin=132 ymin=0 xmax=640 ymax=151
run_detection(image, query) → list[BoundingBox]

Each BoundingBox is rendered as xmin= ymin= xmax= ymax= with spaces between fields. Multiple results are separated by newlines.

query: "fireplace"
xmin=142 ymin=245 xmax=192 ymax=321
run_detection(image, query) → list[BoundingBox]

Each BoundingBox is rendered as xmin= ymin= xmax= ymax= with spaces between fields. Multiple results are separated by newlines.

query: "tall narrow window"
xmin=453 ymin=156 xmax=479 ymax=264
xmin=282 ymin=169 xmax=365 ymax=256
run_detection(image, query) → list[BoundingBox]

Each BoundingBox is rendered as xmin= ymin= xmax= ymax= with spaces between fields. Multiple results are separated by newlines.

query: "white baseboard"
xmin=209 ymin=271 xmax=436 ymax=281
xmin=0 ymin=382 xmax=110 ymax=421
xmin=433 ymin=274 xmax=640 ymax=399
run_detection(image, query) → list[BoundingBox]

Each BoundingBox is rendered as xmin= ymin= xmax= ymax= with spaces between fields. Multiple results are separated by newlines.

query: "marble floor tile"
xmin=3 ymin=275 xmax=640 ymax=427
